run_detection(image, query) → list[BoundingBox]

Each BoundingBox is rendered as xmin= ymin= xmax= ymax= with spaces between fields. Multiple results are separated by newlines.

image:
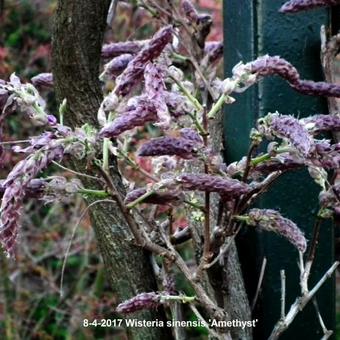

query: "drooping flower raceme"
xmin=100 ymin=54 xmax=134 ymax=80
xmin=258 ymin=113 xmax=313 ymax=156
xmin=0 ymin=124 xmax=95 ymax=255
xmin=280 ymin=0 xmax=340 ymax=13
xmin=245 ymin=209 xmax=307 ymax=252
xmin=138 ymin=136 xmax=203 ymax=159
xmin=101 ymin=40 xmax=146 ymax=59
xmin=99 ymin=96 xmax=157 ymax=138
xmin=114 ymin=26 xmax=173 ymax=97
xmin=243 ymin=55 xmax=340 ymax=97
xmin=116 ymin=292 xmax=161 ymax=314
xmin=176 ymin=173 xmax=251 ymax=199
xmin=0 ymin=137 xmax=64 ymax=255
xmin=0 ymin=73 xmax=56 ymax=126
xmin=31 ymin=73 xmax=54 ymax=88
xmin=144 ymin=62 xmax=170 ymax=128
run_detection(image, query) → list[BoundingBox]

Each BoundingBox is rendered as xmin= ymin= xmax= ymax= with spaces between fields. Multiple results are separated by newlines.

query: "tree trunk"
xmin=52 ymin=1 xmax=171 ymax=339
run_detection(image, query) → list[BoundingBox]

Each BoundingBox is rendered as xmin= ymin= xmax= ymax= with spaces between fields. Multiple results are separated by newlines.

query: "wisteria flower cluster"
xmin=1 ymin=0 xmax=340 ymax=338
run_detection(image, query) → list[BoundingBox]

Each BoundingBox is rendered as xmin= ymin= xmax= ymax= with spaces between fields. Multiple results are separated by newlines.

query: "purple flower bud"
xmin=269 ymin=114 xmax=312 ymax=156
xmin=115 ymin=26 xmax=173 ymax=97
xmin=101 ymin=40 xmax=145 ymax=59
xmin=205 ymin=41 xmax=223 ymax=65
xmin=116 ymin=292 xmax=161 ymax=314
xmin=101 ymin=54 xmax=134 ymax=79
xmin=280 ymin=0 xmax=339 ymax=13
xmin=310 ymin=142 xmax=340 ymax=169
xmin=144 ymin=62 xmax=170 ymax=128
xmin=98 ymin=97 xmax=157 ymax=138
xmin=47 ymin=115 xmax=58 ymax=126
xmin=164 ymin=92 xmax=190 ymax=117
xmin=0 ymin=178 xmax=46 ymax=198
xmin=31 ymin=73 xmax=54 ymax=88
xmin=177 ymin=173 xmax=251 ymax=198
xmin=249 ymin=55 xmax=300 ymax=84
xmin=182 ymin=0 xmax=199 ymax=22
xmin=138 ymin=136 xmax=200 ymax=159
xmin=301 ymin=114 xmax=340 ymax=134
xmin=247 ymin=209 xmax=307 ymax=252
xmin=319 ymin=183 xmax=340 ymax=216
xmin=180 ymin=128 xmax=203 ymax=144
xmin=124 ymin=187 xmax=183 ymax=205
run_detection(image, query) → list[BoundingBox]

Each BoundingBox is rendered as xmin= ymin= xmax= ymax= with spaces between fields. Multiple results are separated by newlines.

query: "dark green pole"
xmin=223 ymin=1 xmax=335 ymax=339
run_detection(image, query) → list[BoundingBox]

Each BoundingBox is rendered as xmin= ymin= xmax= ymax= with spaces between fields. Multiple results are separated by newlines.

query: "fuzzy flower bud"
xmin=138 ymin=136 xmax=200 ymax=159
xmin=31 ymin=73 xmax=54 ymax=88
xmin=246 ymin=209 xmax=307 ymax=252
xmin=260 ymin=113 xmax=312 ymax=156
xmin=205 ymin=41 xmax=223 ymax=64
xmin=100 ymin=54 xmax=134 ymax=80
xmin=144 ymin=62 xmax=170 ymax=128
xmin=99 ymin=97 xmax=157 ymax=138
xmin=301 ymin=114 xmax=340 ymax=134
xmin=116 ymin=292 xmax=161 ymax=314
xmin=164 ymin=92 xmax=192 ymax=117
xmin=1 ymin=73 xmax=51 ymax=126
xmin=0 ymin=178 xmax=45 ymax=198
xmin=182 ymin=0 xmax=199 ymax=22
xmin=310 ymin=141 xmax=340 ymax=169
xmin=280 ymin=0 xmax=339 ymax=13
xmin=180 ymin=128 xmax=203 ymax=144
xmin=249 ymin=55 xmax=300 ymax=84
xmin=152 ymin=156 xmax=177 ymax=174
xmin=101 ymin=40 xmax=146 ymax=59
xmin=177 ymin=173 xmax=251 ymax=199
xmin=115 ymin=26 xmax=173 ymax=96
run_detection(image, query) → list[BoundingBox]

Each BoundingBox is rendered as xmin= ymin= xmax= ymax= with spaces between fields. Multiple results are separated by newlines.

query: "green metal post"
xmin=223 ymin=1 xmax=335 ymax=339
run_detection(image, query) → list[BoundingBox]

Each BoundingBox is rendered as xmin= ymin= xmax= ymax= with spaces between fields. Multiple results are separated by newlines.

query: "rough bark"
xmin=210 ymin=110 xmax=252 ymax=340
xmin=52 ymin=1 xmax=171 ymax=339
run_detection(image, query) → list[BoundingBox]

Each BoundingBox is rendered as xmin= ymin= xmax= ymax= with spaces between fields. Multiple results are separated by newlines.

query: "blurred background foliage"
xmin=0 ymin=1 xmax=222 ymax=339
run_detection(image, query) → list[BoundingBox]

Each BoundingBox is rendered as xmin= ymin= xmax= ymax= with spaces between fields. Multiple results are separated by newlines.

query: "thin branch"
xmin=313 ymin=298 xmax=333 ymax=340
xmin=268 ymin=261 xmax=339 ymax=340
xmin=251 ymin=257 xmax=267 ymax=311
xmin=280 ymin=270 xmax=286 ymax=320
xmin=52 ymin=161 xmax=103 ymax=182
xmin=59 ymin=199 xmax=116 ymax=297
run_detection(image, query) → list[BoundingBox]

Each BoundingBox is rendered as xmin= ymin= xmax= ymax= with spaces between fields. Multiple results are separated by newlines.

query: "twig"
xmin=280 ymin=270 xmax=286 ymax=320
xmin=313 ymin=298 xmax=333 ymax=339
xmin=205 ymin=225 xmax=242 ymax=270
xmin=52 ymin=161 xmax=103 ymax=182
xmin=268 ymin=261 xmax=339 ymax=340
xmin=242 ymin=143 xmax=257 ymax=182
xmin=301 ymin=217 xmax=322 ymax=294
xmin=189 ymin=304 xmax=228 ymax=340
xmin=251 ymin=257 xmax=267 ymax=311
xmin=59 ymin=199 xmax=116 ymax=297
